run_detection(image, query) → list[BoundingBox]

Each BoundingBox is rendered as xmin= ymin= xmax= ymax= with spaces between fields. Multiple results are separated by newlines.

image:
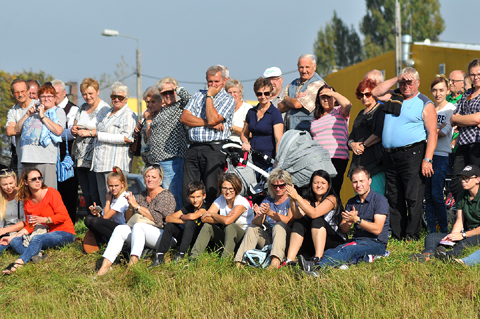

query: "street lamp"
xmin=101 ymin=29 xmax=142 ymax=116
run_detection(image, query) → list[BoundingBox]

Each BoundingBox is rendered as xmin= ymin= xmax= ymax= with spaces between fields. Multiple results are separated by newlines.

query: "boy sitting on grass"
xmin=410 ymin=165 xmax=480 ymax=262
xmin=148 ymin=181 xmax=207 ymax=267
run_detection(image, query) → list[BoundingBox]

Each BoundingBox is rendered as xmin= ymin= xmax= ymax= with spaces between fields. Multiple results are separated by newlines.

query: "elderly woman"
xmin=241 ymin=77 xmax=283 ymax=172
xmin=2 ymin=168 xmax=75 ymax=274
xmin=91 ymin=82 xmax=137 ymax=207
xmin=144 ymin=77 xmax=190 ymax=210
xmin=137 ymin=86 xmax=158 ymax=163
xmin=71 ymin=78 xmax=110 ymax=211
xmin=190 ymin=173 xmax=254 ymax=259
xmin=0 ymin=169 xmax=24 ymax=256
xmin=226 ymin=78 xmax=252 ymax=144
xmin=310 ymin=85 xmax=352 ymax=196
xmin=96 ymin=164 xmax=175 ymax=276
xmin=14 ymin=84 xmax=66 ymax=188
xmin=234 ymin=168 xmax=294 ymax=268
xmin=347 ymin=78 xmax=385 ymax=195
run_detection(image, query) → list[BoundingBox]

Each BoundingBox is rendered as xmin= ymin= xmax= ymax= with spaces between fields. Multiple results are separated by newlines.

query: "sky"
xmin=1 ymin=0 xmax=479 ymax=102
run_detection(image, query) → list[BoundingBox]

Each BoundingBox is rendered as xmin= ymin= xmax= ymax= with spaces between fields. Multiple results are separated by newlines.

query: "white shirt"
xmin=57 ymin=97 xmax=79 ymax=141
xmin=103 ymin=191 xmax=129 ymax=225
xmin=213 ymin=194 xmax=254 ymax=230
xmin=230 ymin=102 xmax=252 ymax=144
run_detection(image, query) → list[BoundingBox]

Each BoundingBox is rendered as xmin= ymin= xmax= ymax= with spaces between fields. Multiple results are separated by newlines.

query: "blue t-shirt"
xmin=344 ymin=190 xmax=390 ymax=246
xmin=382 ymin=92 xmax=431 ymax=148
xmin=261 ymin=196 xmax=290 ymax=225
xmin=245 ymin=103 xmax=283 ymax=157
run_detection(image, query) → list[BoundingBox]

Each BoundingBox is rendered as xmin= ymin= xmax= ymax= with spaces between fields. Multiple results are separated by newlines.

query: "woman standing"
xmin=2 ymin=168 xmax=75 ymax=274
xmin=310 ymin=85 xmax=352 ymax=196
xmin=71 ymin=78 xmax=110 ymax=211
xmin=91 ymin=82 xmax=137 ymax=207
xmin=348 ymin=78 xmax=385 ymax=195
xmin=226 ymin=78 xmax=252 ymax=144
xmin=241 ymin=77 xmax=283 ymax=171
xmin=0 ymin=169 xmax=24 ymax=256
xmin=425 ymin=75 xmax=455 ymax=233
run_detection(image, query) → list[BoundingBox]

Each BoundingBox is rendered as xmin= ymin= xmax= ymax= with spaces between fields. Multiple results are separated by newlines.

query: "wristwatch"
xmin=136 ymin=205 xmax=141 ymax=213
xmin=206 ymin=95 xmax=214 ymax=99
xmin=424 ymin=158 xmax=433 ymax=164
xmin=89 ymin=130 xmax=93 ymax=137
xmin=355 ymin=218 xmax=362 ymax=226
xmin=462 ymin=232 xmax=467 ymax=239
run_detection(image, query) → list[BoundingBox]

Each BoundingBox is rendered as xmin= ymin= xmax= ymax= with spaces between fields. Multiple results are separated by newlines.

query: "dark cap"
xmin=458 ymin=165 xmax=480 ymax=177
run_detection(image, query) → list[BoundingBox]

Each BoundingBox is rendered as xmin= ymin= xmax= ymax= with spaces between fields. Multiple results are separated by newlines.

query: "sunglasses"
xmin=146 ymin=163 xmax=161 ymax=169
xmin=255 ymin=91 xmax=271 ymax=97
xmin=0 ymin=168 xmax=14 ymax=177
xmin=110 ymin=94 xmax=126 ymax=102
xmin=356 ymin=92 xmax=372 ymax=99
xmin=160 ymin=90 xmax=175 ymax=96
xmin=272 ymin=183 xmax=287 ymax=189
xmin=29 ymin=176 xmax=44 ymax=182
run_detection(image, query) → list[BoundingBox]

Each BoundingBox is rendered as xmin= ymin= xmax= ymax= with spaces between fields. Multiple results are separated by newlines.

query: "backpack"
xmin=242 ymin=244 xmax=272 ymax=268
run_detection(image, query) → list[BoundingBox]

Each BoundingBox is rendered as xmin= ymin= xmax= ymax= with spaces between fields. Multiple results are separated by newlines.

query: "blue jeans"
xmin=316 ymin=238 xmax=385 ymax=268
xmin=461 ymin=248 xmax=480 ymax=267
xmin=160 ymin=157 xmax=184 ymax=211
xmin=0 ymin=244 xmax=10 ymax=256
xmin=425 ymin=155 xmax=449 ymax=233
xmin=10 ymin=231 xmax=75 ymax=263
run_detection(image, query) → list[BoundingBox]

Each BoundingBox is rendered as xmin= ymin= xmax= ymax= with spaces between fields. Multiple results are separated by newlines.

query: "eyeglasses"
xmin=39 ymin=95 xmax=55 ymax=99
xmin=449 ymin=79 xmax=464 ymax=83
xmin=110 ymin=94 xmax=126 ymax=101
xmin=255 ymin=91 xmax=271 ymax=97
xmin=28 ymin=176 xmax=44 ymax=182
xmin=13 ymin=90 xmax=27 ymax=96
xmin=272 ymin=183 xmax=287 ymax=189
xmin=356 ymin=92 xmax=372 ymax=99
xmin=469 ymin=74 xmax=480 ymax=79
xmin=0 ymin=169 xmax=14 ymax=177
xmin=160 ymin=90 xmax=175 ymax=97
xmin=461 ymin=175 xmax=477 ymax=182
xmin=221 ymin=187 xmax=235 ymax=193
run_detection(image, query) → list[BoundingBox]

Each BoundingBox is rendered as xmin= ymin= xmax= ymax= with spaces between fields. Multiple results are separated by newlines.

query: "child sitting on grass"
xmin=148 ymin=181 xmax=207 ymax=267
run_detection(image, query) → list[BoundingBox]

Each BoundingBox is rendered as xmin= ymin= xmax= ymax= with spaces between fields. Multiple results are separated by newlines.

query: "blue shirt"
xmin=345 ymin=190 xmax=390 ymax=246
xmin=245 ymin=103 xmax=283 ymax=157
xmin=185 ymin=88 xmax=235 ymax=143
xmin=260 ymin=196 xmax=290 ymax=225
xmin=382 ymin=92 xmax=431 ymax=148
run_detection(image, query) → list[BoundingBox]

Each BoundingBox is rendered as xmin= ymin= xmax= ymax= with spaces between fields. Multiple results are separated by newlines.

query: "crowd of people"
xmin=2 ymin=54 xmax=480 ymax=277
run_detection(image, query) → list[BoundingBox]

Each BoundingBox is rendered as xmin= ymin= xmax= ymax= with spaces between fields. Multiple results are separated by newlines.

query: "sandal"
xmin=2 ymin=262 xmax=23 ymax=275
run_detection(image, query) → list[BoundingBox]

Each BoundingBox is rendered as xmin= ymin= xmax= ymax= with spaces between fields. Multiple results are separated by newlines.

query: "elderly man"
xmin=26 ymin=79 xmax=40 ymax=100
xmin=364 ymin=69 xmax=384 ymax=85
xmin=278 ymin=54 xmax=325 ymax=132
xmin=180 ymin=65 xmax=235 ymax=205
xmin=6 ymin=79 xmax=38 ymax=173
xmin=52 ymin=79 xmax=79 ymax=223
xmin=263 ymin=67 xmax=285 ymax=108
xmin=298 ymin=166 xmax=389 ymax=275
xmin=447 ymin=70 xmax=466 ymax=104
xmin=372 ymin=67 xmax=438 ymax=241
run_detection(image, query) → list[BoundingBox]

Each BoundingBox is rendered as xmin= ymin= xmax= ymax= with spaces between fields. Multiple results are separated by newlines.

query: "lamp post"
xmin=101 ymin=29 xmax=142 ymax=116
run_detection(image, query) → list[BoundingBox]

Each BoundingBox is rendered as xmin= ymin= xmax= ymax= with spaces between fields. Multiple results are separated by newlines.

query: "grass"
xmin=0 ymin=220 xmax=479 ymax=319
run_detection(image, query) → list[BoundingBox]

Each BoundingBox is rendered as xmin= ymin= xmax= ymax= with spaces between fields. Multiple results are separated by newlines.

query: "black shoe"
xmin=298 ymin=255 xmax=315 ymax=272
xmin=297 ymin=269 xmax=321 ymax=278
xmin=147 ymin=252 xmax=165 ymax=268
xmin=435 ymin=246 xmax=451 ymax=262
xmin=31 ymin=250 xmax=48 ymax=263
xmin=174 ymin=252 xmax=186 ymax=262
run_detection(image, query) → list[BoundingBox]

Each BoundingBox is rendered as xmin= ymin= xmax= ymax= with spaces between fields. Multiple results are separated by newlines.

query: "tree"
xmin=0 ymin=70 xmax=53 ymax=164
xmin=361 ymin=0 xmax=445 ymax=59
xmin=314 ymin=11 xmax=363 ymax=76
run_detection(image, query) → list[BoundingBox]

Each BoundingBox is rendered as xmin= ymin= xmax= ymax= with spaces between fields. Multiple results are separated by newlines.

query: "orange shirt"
xmin=24 ymin=188 xmax=75 ymax=235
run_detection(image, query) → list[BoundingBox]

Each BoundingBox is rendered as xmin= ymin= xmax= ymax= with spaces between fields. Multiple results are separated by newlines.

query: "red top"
xmin=24 ymin=188 xmax=75 ymax=235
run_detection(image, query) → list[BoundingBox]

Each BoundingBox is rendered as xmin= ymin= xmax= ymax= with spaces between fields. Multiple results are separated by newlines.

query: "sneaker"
xmin=409 ymin=253 xmax=433 ymax=262
xmin=174 ymin=252 xmax=186 ymax=262
xmin=297 ymin=269 xmax=321 ymax=278
xmin=31 ymin=250 xmax=48 ymax=263
xmin=280 ymin=260 xmax=297 ymax=267
xmin=147 ymin=252 xmax=165 ymax=269
xmin=298 ymin=255 xmax=316 ymax=272
xmin=435 ymin=246 xmax=451 ymax=262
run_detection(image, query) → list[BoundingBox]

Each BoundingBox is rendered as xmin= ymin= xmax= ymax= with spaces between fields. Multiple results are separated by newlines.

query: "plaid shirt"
xmin=455 ymin=89 xmax=480 ymax=145
xmin=286 ymin=80 xmax=325 ymax=113
xmin=185 ymin=88 xmax=235 ymax=143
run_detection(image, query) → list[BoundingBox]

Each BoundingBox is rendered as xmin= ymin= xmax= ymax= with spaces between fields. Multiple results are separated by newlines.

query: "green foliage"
xmin=0 ymin=70 xmax=53 ymax=163
xmin=314 ymin=12 xmax=363 ymax=77
xmin=361 ymin=0 xmax=445 ymax=59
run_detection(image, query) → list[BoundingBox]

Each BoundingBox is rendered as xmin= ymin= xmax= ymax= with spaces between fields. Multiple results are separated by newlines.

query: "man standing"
xmin=372 ymin=67 xmax=438 ymax=240
xmin=27 ymin=79 xmax=40 ymax=100
xmin=180 ymin=65 xmax=235 ymax=205
xmin=52 ymin=79 xmax=79 ymax=223
xmin=278 ymin=54 xmax=325 ymax=132
xmin=6 ymin=79 xmax=38 ymax=173
xmin=263 ymin=67 xmax=285 ymax=108
xmin=364 ymin=69 xmax=384 ymax=85
xmin=298 ymin=166 xmax=389 ymax=275
xmin=447 ymin=70 xmax=466 ymax=104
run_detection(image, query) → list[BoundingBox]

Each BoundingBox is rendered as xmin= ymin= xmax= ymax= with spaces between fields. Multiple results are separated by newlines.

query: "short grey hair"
xmin=206 ymin=65 xmax=226 ymax=79
xmin=143 ymin=86 xmax=157 ymax=100
xmin=364 ymin=69 xmax=384 ymax=84
xmin=51 ymin=79 xmax=65 ymax=91
xmin=111 ymin=81 xmax=129 ymax=98
xmin=298 ymin=54 xmax=317 ymax=66
xmin=401 ymin=67 xmax=420 ymax=80
xmin=154 ymin=76 xmax=178 ymax=92
xmin=225 ymin=78 xmax=244 ymax=100
xmin=217 ymin=65 xmax=229 ymax=78
xmin=267 ymin=168 xmax=293 ymax=198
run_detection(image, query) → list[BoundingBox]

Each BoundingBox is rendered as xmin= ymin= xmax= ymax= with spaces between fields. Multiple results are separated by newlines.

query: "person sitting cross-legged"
xmin=410 ymin=164 xmax=480 ymax=262
xmin=298 ymin=166 xmax=390 ymax=276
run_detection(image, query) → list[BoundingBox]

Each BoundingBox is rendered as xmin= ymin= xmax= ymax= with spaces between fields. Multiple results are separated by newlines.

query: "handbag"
xmin=56 ymin=139 xmax=75 ymax=182
xmin=129 ymin=119 xmax=145 ymax=156
xmin=126 ymin=212 xmax=157 ymax=228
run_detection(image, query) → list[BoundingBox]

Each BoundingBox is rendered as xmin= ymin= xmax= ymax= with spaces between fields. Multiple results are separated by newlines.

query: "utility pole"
xmin=395 ymin=0 xmax=402 ymax=77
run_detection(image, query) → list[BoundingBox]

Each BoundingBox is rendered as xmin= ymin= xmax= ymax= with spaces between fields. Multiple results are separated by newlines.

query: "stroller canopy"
xmin=276 ymin=130 xmax=337 ymax=187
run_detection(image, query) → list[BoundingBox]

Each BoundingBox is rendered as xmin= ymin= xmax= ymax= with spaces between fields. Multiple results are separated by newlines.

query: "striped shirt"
xmin=455 ymin=89 xmax=480 ymax=146
xmin=91 ymin=105 xmax=137 ymax=173
xmin=310 ymin=106 xmax=350 ymax=160
xmin=185 ymin=88 xmax=235 ymax=143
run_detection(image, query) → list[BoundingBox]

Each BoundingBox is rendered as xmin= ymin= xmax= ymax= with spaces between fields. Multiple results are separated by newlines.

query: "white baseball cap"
xmin=263 ymin=67 xmax=282 ymax=78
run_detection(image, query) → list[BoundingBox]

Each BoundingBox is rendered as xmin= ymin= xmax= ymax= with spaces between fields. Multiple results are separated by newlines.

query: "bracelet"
xmin=40 ymin=116 xmax=45 ymax=121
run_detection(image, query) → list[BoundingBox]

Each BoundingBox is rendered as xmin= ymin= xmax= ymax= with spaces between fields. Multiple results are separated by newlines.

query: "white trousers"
xmin=103 ymin=223 xmax=164 ymax=263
